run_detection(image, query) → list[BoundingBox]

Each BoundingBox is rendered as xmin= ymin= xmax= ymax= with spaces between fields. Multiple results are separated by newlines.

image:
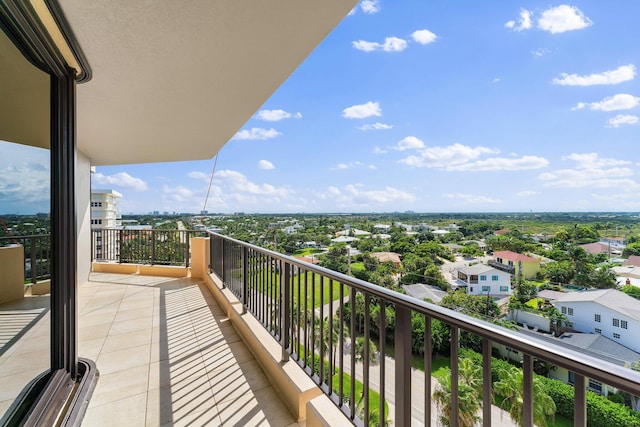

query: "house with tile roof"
xmin=551 ymin=289 xmax=640 ymax=353
xmin=370 ymin=252 xmax=402 ymax=268
xmin=455 ymin=264 xmax=512 ymax=296
xmin=489 ymin=250 xmax=541 ymax=279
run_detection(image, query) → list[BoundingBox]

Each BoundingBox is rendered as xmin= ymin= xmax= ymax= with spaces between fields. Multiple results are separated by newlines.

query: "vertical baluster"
xmin=339 ymin=282 xmax=345 ymax=406
xmin=379 ymin=299 xmax=386 ymax=426
xmin=425 ymin=315 xmax=432 ymax=426
xmin=482 ymin=338 xmax=492 ymax=427
xmin=523 ymin=354 xmax=533 ymax=427
xmin=350 ymin=288 xmax=357 ymax=420
xmin=574 ymin=373 xmax=586 ymax=427
xmin=451 ymin=326 xmax=459 ymax=427
xmin=363 ymin=293 xmax=370 ymax=426
xmin=395 ymin=305 xmax=411 ymax=426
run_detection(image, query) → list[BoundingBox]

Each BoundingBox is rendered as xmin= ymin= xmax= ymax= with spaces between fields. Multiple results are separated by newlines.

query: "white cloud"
xmin=93 ymin=172 xmax=148 ymax=191
xmin=393 ymin=136 xmax=425 ymax=151
xmin=187 ymin=171 xmax=210 ymax=181
xmin=539 ymin=153 xmax=637 ymax=189
xmin=531 ymin=48 xmax=550 ymax=58
xmin=255 ymin=109 xmax=302 ymax=121
xmin=399 ymin=143 xmax=498 ymax=169
xmin=565 ymin=152 xmax=631 ymax=168
xmin=321 ymin=184 xmax=416 ymax=206
xmin=358 ymin=122 xmax=392 ymax=131
xmin=333 ymin=161 xmax=364 ymax=170
xmin=215 ymin=170 xmax=294 ymax=198
xmin=411 ymin=29 xmax=437 ymax=45
xmin=353 ymin=37 xmax=408 ymax=53
xmin=233 ymin=128 xmax=281 ymax=140
xmin=492 ymin=77 xmax=501 ymax=84
xmin=553 ymin=65 xmax=636 ymax=86
xmin=368 ymin=165 xmax=377 ymax=170
xmin=572 ymin=94 xmax=640 ymax=111
xmin=258 ymin=160 xmax=275 ymax=170
xmin=447 ymin=155 xmax=549 ymax=172
xmin=517 ymin=191 xmax=538 ymax=197
xmin=505 ymin=8 xmax=532 ymax=32
xmin=0 ymin=161 xmax=50 ymax=211
xmin=360 ymin=0 xmax=380 ymax=14
xmin=373 ymin=146 xmax=387 ymax=154
xmin=538 ymin=5 xmax=592 ymax=34
xmin=342 ymin=101 xmax=382 ymax=119
xmin=443 ymin=193 xmax=501 ymax=204
xmin=607 ymin=114 xmax=639 ymax=128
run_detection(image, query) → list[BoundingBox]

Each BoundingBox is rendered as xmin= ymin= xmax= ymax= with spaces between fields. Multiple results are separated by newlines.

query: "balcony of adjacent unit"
xmin=4 ymin=230 xmax=640 ymax=426
xmin=488 ymin=260 xmax=516 ymax=275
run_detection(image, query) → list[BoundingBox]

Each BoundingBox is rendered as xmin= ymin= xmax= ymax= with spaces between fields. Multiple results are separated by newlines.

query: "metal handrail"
xmin=208 ymin=231 xmax=640 ymax=426
xmin=0 ymin=234 xmax=51 ymax=283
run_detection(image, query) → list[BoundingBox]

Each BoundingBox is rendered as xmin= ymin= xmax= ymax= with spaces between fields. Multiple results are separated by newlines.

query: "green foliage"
xmin=623 ymin=242 xmax=640 ymax=257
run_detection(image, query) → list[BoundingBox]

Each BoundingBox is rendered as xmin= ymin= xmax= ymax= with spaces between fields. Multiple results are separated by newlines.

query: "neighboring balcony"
xmin=488 ymin=260 xmax=516 ymax=275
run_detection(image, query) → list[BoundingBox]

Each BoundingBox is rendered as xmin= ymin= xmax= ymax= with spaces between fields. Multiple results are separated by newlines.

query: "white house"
xmin=455 ymin=264 xmax=512 ymax=296
xmin=551 ymin=289 xmax=640 ymax=353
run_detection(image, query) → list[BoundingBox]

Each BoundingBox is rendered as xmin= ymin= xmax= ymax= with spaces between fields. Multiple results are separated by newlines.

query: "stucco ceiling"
xmin=53 ymin=0 xmax=356 ymax=166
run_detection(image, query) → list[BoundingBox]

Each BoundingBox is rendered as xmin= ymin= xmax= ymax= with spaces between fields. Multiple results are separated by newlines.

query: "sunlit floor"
xmin=0 ymin=273 xmax=300 ymax=427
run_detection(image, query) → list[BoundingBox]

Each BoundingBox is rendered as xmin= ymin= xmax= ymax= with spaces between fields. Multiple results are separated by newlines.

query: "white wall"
xmin=506 ymin=310 xmax=551 ymax=332
xmin=467 ymin=269 xmax=512 ymax=296
xmin=76 ymin=149 xmax=92 ymax=284
xmin=553 ymin=300 xmax=640 ymax=353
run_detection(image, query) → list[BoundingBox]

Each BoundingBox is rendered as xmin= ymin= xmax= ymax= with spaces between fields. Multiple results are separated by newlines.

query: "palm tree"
xmin=433 ymin=369 xmax=481 ymax=427
xmin=493 ymin=366 xmax=556 ymax=427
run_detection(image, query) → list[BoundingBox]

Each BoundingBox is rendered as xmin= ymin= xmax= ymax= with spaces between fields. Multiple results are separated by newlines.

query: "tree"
xmin=433 ymin=368 xmax=482 ymax=427
xmin=354 ymin=336 xmax=378 ymax=365
xmin=461 ymin=243 xmax=483 ymax=258
xmin=541 ymin=260 xmax=574 ymax=285
xmin=591 ymin=266 xmax=618 ymax=289
xmin=493 ymin=365 xmax=556 ymax=427
xmin=623 ymin=242 xmax=640 ymax=257
xmin=622 ymin=284 xmax=640 ymax=299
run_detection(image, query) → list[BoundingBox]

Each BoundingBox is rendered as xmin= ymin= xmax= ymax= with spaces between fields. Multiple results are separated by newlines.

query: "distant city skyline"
xmin=2 ymin=1 xmax=640 ymax=214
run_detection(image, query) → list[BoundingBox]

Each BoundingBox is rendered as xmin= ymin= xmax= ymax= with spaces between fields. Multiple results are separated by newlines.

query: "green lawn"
xmin=249 ymin=269 xmax=348 ymax=308
xmin=548 ymin=415 xmax=573 ymax=427
xmin=350 ymin=262 xmax=365 ymax=272
xmin=332 ymin=371 xmax=390 ymax=424
xmin=293 ymin=248 xmax=324 ymax=256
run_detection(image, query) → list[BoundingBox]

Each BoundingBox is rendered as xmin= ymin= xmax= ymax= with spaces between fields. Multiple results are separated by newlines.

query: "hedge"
xmin=458 ymin=349 xmax=640 ymax=427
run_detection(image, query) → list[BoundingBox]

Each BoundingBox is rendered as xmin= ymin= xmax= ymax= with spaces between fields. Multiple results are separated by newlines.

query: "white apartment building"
xmin=90 ymin=189 xmax=122 ymax=229
xmin=552 ymin=289 xmax=640 ymax=353
xmin=456 ymin=264 xmax=512 ymax=296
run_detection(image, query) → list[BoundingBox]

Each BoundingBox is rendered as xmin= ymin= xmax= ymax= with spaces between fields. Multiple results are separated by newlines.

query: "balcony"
xmin=3 ymin=231 xmax=640 ymax=426
xmin=488 ymin=260 xmax=516 ymax=275
xmin=1 ymin=274 xmax=301 ymax=426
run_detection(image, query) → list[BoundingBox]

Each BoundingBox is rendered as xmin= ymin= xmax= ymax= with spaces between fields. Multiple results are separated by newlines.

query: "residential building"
xmin=622 ymin=255 xmax=640 ymax=267
xmin=580 ymin=242 xmax=620 ymax=257
xmin=496 ymin=329 xmax=640 ymax=397
xmin=403 ymin=283 xmax=447 ymax=304
xmin=490 ymin=250 xmax=541 ymax=279
xmin=551 ymin=289 xmax=640 ymax=353
xmin=90 ymin=189 xmax=121 ymax=228
xmin=370 ymin=251 xmax=402 ymax=268
xmin=455 ymin=264 xmax=512 ymax=296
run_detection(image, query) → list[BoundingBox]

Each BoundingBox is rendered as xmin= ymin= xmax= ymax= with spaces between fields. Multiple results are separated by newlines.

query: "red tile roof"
xmin=493 ymin=250 xmax=538 ymax=262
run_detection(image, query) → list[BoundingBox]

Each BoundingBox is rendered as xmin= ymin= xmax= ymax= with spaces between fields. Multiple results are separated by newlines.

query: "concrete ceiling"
xmin=53 ymin=0 xmax=357 ymax=166
xmin=0 ymin=30 xmax=50 ymax=149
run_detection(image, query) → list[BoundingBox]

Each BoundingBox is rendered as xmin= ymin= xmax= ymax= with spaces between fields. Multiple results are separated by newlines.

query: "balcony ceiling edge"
xmin=55 ymin=0 xmax=358 ymax=166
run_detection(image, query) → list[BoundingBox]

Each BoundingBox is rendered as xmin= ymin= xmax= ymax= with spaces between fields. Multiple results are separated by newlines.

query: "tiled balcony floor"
xmin=1 ymin=273 xmax=301 ymax=427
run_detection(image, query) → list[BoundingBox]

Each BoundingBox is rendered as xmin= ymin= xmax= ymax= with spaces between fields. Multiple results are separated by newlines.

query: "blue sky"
xmin=2 ymin=1 xmax=640 ymax=214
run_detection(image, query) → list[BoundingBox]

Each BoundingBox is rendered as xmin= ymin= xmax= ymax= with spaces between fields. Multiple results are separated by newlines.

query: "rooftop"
xmin=493 ymin=250 xmax=539 ymax=263
xmin=553 ymin=289 xmax=640 ymax=322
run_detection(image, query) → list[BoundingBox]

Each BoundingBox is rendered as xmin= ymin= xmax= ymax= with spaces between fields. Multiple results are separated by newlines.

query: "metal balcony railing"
xmin=91 ymin=228 xmax=203 ymax=267
xmin=208 ymin=231 xmax=640 ymax=427
xmin=488 ymin=260 xmax=516 ymax=274
xmin=0 ymin=234 xmax=51 ymax=283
